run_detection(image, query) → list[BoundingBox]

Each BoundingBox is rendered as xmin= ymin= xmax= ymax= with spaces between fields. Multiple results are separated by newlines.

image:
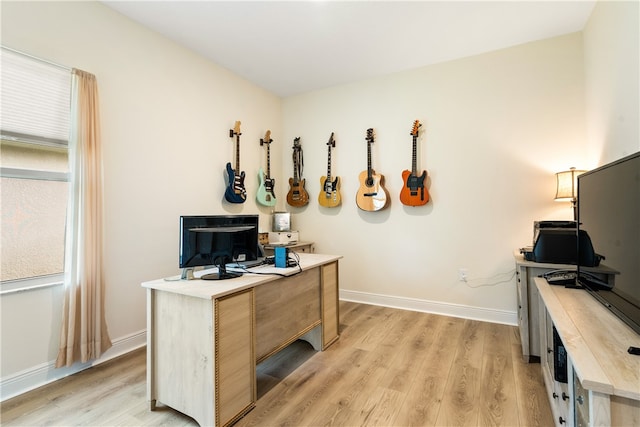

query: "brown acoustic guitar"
xmin=318 ymin=132 xmax=341 ymax=208
xmin=286 ymin=137 xmax=309 ymax=207
xmin=356 ymin=128 xmax=389 ymax=211
xmin=400 ymin=120 xmax=429 ymax=206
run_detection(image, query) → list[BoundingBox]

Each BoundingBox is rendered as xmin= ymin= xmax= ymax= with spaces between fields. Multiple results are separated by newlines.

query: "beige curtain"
xmin=56 ymin=69 xmax=112 ymax=368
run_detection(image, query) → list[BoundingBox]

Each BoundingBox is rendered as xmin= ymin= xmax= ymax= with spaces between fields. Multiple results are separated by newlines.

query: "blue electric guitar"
xmin=224 ymin=121 xmax=247 ymax=203
xmin=257 ymin=130 xmax=276 ymax=206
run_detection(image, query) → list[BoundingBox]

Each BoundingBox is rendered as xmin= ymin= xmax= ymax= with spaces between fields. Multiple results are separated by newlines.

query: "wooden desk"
xmin=142 ymin=253 xmax=341 ymax=427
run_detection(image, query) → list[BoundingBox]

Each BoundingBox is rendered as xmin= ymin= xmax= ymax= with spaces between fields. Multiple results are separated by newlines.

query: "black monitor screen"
xmin=179 ymin=215 xmax=259 ymax=269
xmin=577 ymin=152 xmax=640 ymax=335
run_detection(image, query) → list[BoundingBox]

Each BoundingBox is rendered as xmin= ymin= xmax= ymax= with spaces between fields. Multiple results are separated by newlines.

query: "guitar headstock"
xmin=366 ymin=128 xmax=375 ymax=143
xmin=293 ymin=137 xmax=301 ymax=149
xmin=230 ymin=120 xmax=241 ymax=137
xmin=327 ymin=132 xmax=335 ymax=148
xmin=411 ymin=120 xmax=421 ymax=137
xmin=260 ymin=130 xmax=272 ymax=146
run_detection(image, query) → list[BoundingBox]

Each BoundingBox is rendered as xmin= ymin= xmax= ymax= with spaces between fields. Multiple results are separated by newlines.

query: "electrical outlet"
xmin=458 ymin=268 xmax=468 ymax=282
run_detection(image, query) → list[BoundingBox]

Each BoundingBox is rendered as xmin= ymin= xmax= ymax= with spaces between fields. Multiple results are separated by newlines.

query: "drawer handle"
xmin=552 ymin=392 xmax=559 ymax=399
xmin=562 ymin=392 xmax=570 ymax=401
xmin=576 ymin=395 xmax=584 ymax=405
xmin=559 ymin=416 xmax=566 ymax=424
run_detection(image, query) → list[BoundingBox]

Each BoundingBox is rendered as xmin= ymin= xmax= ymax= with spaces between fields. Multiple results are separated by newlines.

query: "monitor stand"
xmin=180 ymin=265 xmax=242 ymax=281
xmin=201 ymin=263 xmax=242 ymax=281
xmin=181 ymin=267 xmax=196 ymax=280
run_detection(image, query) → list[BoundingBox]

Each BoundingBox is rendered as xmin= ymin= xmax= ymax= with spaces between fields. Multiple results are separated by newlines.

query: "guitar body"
xmin=356 ymin=170 xmax=389 ymax=211
xmin=400 ymin=120 xmax=430 ymax=207
xmin=224 ymin=162 xmax=246 ymax=203
xmin=256 ymin=168 xmax=276 ymax=206
xmin=318 ymin=175 xmax=341 ymax=208
xmin=400 ymin=169 xmax=429 ymax=206
xmin=287 ymin=177 xmax=309 ymax=207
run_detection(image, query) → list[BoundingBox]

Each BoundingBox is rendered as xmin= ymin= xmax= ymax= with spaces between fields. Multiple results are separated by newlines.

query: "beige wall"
xmin=283 ymin=33 xmax=586 ymax=314
xmin=583 ymin=0 xmax=640 ymax=164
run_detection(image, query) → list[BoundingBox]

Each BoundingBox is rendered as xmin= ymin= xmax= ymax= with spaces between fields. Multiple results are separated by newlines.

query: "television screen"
xmin=577 ymin=152 xmax=640 ymax=335
xmin=179 ymin=215 xmax=259 ymax=279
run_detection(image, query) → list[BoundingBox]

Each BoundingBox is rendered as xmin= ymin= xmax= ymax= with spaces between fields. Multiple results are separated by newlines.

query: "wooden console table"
xmin=536 ymin=277 xmax=640 ymax=426
xmin=142 ymin=253 xmax=341 ymax=427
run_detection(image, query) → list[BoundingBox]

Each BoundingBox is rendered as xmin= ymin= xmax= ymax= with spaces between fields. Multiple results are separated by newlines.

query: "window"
xmin=1 ymin=47 xmax=71 ymax=291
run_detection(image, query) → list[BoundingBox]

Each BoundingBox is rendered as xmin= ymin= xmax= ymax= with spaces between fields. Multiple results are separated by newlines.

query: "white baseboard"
xmin=0 ymin=330 xmax=146 ymax=402
xmin=340 ymin=289 xmax=517 ymax=326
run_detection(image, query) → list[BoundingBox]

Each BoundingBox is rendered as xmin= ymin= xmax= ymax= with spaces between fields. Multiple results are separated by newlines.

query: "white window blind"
xmin=1 ymin=47 xmax=71 ymax=146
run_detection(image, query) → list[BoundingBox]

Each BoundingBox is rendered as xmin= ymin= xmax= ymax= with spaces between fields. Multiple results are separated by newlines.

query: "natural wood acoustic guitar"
xmin=400 ymin=120 xmax=429 ymax=206
xmin=256 ymin=130 xmax=277 ymax=206
xmin=224 ymin=121 xmax=246 ymax=203
xmin=356 ymin=128 xmax=389 ymax=211
xmin=318 ymin=132 xmax=341 ymax=208
xmin=286 ymin=137 xmax=309 ymax=207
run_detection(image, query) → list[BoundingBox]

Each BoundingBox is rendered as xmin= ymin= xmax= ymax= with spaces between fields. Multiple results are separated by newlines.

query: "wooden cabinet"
xmin=215 ymin=290 xmax=255 ymax=426
xmin=144 ymin=253 xmax=341 ymax=427
xmin=147 ymin=288 xmax=255 ymax=427
xmin=514 ymin=251 xmax=575 ymax=362
xmin=539 ymin=308 xmax=572 ymax=426
xmin=536 ymin=277 xmax=640 ymax=427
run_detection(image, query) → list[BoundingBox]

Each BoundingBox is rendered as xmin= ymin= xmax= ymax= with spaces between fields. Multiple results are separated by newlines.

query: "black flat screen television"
xmin=577 ymin=151 xmax=640 ymax=335
xmin=179 ymin=215 xmax=259 ymax=280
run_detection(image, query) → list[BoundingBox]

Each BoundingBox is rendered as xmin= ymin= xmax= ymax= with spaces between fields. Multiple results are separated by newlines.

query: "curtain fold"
xmin=56 ymin=69 xmax=112 ymax=368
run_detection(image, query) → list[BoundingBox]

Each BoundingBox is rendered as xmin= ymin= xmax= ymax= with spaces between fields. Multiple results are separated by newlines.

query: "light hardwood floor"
xmin=1 ymin=301 xmax=553 ymax=426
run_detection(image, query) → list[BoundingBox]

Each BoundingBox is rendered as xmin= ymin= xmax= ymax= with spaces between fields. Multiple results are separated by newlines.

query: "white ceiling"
xmin=103 ymin=1 xmax=596 ymax=97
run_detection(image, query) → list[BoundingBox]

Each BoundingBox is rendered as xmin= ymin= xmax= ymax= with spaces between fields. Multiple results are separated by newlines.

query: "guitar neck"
xmin=326 ymin=146 xmax=332 ymax=181
xmin=293 ymin=149 xmax=299 ymax=182
xmin=266 ymin=143 xmax=271 ymax=177
xmin=367 ymin=141 xmax=373 ymax=179
xmin=235 ymin=134 xmax=241 ymax=173
xmin=411 ymin=135 xmax=418 ymax=175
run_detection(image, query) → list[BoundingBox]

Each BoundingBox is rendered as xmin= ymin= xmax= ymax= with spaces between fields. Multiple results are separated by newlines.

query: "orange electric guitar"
xmin=318 ymin=132 xmax=341 ymax=208
xmin=356 ymin=128 xmax=389 ymax=211
xmin=286 ymin=137 xmax=309 ymax=207
xmin=400 ymin=120 xmax=429 ymax=206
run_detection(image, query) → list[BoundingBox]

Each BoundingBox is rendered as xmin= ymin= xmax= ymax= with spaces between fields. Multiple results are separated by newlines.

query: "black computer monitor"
xmin=179 ymin=215 xmax=259 ymax=280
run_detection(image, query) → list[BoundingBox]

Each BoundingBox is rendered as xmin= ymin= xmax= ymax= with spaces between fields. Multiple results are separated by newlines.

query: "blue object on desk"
xmin=274 ymin=246 xmax=288 ymax=268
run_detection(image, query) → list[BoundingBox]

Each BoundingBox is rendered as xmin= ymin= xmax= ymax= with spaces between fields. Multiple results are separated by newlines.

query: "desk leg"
xmin=300 ymin=326 xmax=322 ymax=351
xmin=146 ymin=289 xmax=157 ymax=410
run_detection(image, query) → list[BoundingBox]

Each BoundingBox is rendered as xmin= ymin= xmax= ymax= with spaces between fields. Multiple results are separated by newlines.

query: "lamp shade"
xmin=555 ymin=167 xmax=585 ymax=201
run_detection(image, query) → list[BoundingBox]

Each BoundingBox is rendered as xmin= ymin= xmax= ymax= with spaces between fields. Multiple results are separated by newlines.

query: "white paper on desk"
xmin=242 ymin=264 xmax=299 ymax=276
